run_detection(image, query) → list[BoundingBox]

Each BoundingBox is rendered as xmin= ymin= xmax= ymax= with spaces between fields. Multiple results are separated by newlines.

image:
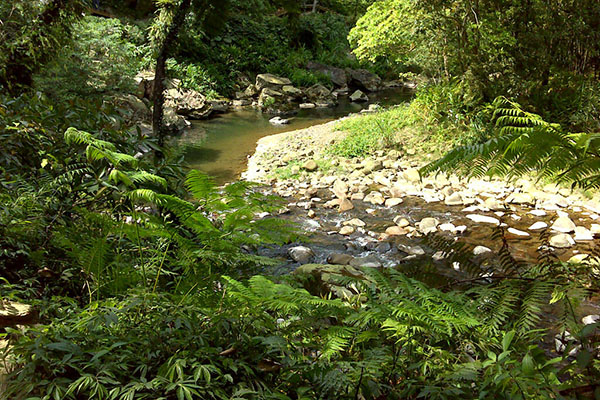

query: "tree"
xmin=0 ymin=0 xmax=84 ymax=94
xmin=150 ymin=0 xmax=231 ymax=146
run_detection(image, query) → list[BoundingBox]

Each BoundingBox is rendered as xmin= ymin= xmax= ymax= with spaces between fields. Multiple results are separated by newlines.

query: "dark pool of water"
xmin=176 ymin=89 xmax=412 ymax=183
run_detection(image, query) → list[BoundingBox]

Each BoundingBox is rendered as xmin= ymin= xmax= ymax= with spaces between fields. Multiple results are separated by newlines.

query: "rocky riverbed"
xmin=242 ymin=117 xmax=600 ymax=292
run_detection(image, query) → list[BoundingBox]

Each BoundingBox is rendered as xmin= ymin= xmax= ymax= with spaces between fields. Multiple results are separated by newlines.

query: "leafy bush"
xmin=5 ymin=260 xmax=600 ymax=399
xmin=34 ymin=16 xmax=149 ymax=101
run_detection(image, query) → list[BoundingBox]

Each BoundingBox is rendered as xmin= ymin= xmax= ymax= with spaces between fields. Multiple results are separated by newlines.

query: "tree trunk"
xmin=152 ymin=0 xmax=192 ymax=148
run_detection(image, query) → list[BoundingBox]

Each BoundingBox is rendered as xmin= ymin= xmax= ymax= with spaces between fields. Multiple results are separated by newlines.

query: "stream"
xmin=176 ymin=89 xmax=412 ymax=183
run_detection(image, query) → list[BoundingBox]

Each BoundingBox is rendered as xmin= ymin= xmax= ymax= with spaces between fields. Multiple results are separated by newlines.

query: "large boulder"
xmin=293 ymin=264 xmax=366 ymax=298
xmin=305 ymin=84 xmax=332 ymax=101
xmin=163 ymin=107 xmax=191 ymax=133
xmin=255 ymin=73 xmax=292 ymax=91
xmin=164 ymin=88 xmax=212 ymax=119
xmin=346 ymin=68 xmax=382 ymax=92
xmin=306 ymin=61 xmax=348 ymax=88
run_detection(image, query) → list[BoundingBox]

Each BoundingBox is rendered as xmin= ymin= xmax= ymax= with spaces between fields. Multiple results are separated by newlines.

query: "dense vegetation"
xmin=2 ymin=0 xmax=600 ymax=398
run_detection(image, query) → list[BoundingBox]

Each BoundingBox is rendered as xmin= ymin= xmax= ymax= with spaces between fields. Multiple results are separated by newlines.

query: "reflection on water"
xmin=176 ymin=89 xmax=412 ymax=183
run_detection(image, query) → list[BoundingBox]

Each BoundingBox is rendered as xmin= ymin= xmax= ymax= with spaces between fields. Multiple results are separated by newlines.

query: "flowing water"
xmin=176 ymin=89 xmax=412 ymax=183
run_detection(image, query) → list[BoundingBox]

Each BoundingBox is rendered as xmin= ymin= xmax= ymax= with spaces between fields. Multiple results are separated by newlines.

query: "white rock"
xmin=339 ymin=226 xmax=355 ymax=235
xmin=529 ymin=210 xmax=547 ymax=217
xmin=439 ymin=223 xmax=457 ymax=232
xmin=551 ymin=216 xmax=576 ymax=233
xmin=582 ymin=315 xmax=600 ymax=325
xmin=473 ymin=246 xmax=492 ymax=255
xmin=466 ymin=214 xmax=500 ymax=225
xmin=528 ymin=221 xmax=548 ymax=231
xmin=591 ymin=224 xmax=600 ymax=235
xmin=418 ymin=217 xmax=440 ymax=234
xmin=394 ymin=217 xmax=410 ymax=227
xmin=288 ymin=246 xmax=315 ymax=264
xmin=507 ymin=228 xmax=530 ymax=237
xmin=549 ymin=233 xmax=575 ymax=248
xmin=403 ymin=168 xmax=420 ymax=183
xmin=385 ymin=198 xmax=403 ymax=207
xmin=574 ymin=226 xmax=594 ymax=241
xmin=269 ymin=116 xmax=289 ymax=125
xmin=444 ymin=192 xmax=463 ymax=206
xmin=568 ymin=254 xmax=589 ymax=264
xmin=343 ymin=218 xmax=366 ymax=227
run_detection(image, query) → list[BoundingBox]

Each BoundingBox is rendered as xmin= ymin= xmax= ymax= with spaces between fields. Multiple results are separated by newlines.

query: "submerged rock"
xmin=269 ymin=116 xmax=289 ymax=125
xmin=288 ymin=246 xmax=315 ymax=264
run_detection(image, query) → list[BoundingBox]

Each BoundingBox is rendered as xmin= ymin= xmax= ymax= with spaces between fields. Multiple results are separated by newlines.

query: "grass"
xmin=330 ymin=98 xmax=477 ymax=160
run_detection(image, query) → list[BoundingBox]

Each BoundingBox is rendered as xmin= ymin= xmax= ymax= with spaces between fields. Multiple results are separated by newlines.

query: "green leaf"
xmin=502 ymin=330 xmax=515 ymax=352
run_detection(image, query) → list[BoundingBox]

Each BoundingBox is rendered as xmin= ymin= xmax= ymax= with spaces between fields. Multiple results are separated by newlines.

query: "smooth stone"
xmin=332 ymin=179 xmax=348 ymax=198
xmin=269 ymin=116 xmax=289 ymax=125
xmin=551 ymin=216 xmax=576 ymax=233
xmin=528 ymin=221 xmax=548 ymax=231
xmin=398 ymin=244 xmax=425 ymax=256
xmin=349 ymin=89 xmax=369 ymax=102
xmin=444 ymin=192 xmax=464 ymax=206
xmin=343 ymin=218 xmax=366 ymax=227
xmin=385 ymin=198 xmax=403 ymax=207
xmin=364 ymin=191 xmax=385 ymax=205
xmin=439 ymin=223 xmax=457 ymax=232
xmin=507 ymin=228 xmax=530 ymax=238
xmin=506 ymin=192 xmax=534 ymax=205
xmin=418 ymin=217 xmax=440 ymax=234
xmin=568 ymin=254 xmax=589 ymax=264
xmin=288 ymin=246 xmax=315 ymax=264
xmin=466 ymin=214 xmax=500 ymax=225
xmin=582 ymin=315 xmax=600 ymax=325
xmin=350 ymin=192 xmax=365 ymax=200
xmin=349 ymin=256 xmax=382 ymax=268
xmin=326 ymin=253 xmax=355 ymax=265
xmin=484 ymin=197 xmax=505 ymax=211
xmin=338 ymin=197 xmax=354 ymax=212
xmin=299 ymin=103 xmax=316 ymax=109
xmin=403 ymin=168 xmax=420 ymax=183
xmin=385 ymin=226 xmax=408 ymax=236
xmin=302 ymin=160 xmax=318 ymax=171
xmin=591 ymin=224 xmax=600 ymax=235
xmin=529 ymin=210 xmax=547 ymax=217
xmin=549 ymin=233 xmax=575 ymax=248
xmin=473 ymin=246 xmax=492 ymax=255
xmin=574 ymin=226 xmax=594 ymax=241
xmin=394 ymin=217 xmax=410 ymax=228
xmin=339 ymin=226 xmax=355 ymax=235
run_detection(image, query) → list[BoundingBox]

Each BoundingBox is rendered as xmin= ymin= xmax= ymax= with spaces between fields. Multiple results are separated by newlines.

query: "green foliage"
xmin=34 ymin=16 xmax=149 ymax=100
xmin=5 ymin=259 xmax=599 ymax=399
xmin=423 ymin=97 xmax=600 ymax=189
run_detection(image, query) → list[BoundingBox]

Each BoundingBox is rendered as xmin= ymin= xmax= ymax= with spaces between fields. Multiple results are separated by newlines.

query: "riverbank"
xmin=243 ymin=112 xmax=600 ymax=281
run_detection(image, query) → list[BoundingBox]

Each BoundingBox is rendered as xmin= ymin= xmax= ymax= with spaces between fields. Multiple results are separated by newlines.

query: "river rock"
xmin=339 ymin=197 xmax=354 ymax=212
xmin=484 ymin=197 xmax=505 ymax=211
xmin=306 ymin=61 xmax=348 ymax=87
xmin=282 ymin=85 xmax=303 ymax=98
xmin=398 ymin=244 xmax=425 ymax=256
xmin=332 ymin=180 xmax=348 ymax=198
xmin=444 ymin=192 xmax=464 ymax=206
xmin=302 ymin=160 xmax=318 ymax=171
xmin=385 ymin=198 xmax=403 ymax=207
xmin=549 ymin=233 xmax=575 ymax=248
xmin=269 ymin=116 xmax=289 ymax=125
xmin=300 ymin=103 xmax=316 ymax=109
xmin=582 ymin=315 xmax=600 ymax=325
xmin=327 ymin=253 xmax=355 ymax=265
xmin=386 ymin=226 xmax=408 ymax=236
xmin=591 ymin=224 xmax=600 ymax=235
xmin=339 ymin=226 xmax=355 ymax=235
xmin=528 ymin=221 xmax=548 ymax=231
xmin=466 ymin=214 xmax=500 ymax=225
xmin=507 ymin=228 xmax=530 ymax=238
xmin=394 ymin=217 xmax=410 ymax=228
xmin=350 ymin=256 xmax=382 ymax=268
xmin=418 ymin=217 xmax=439 ymax=234
xmin=343 ymin=218 xmax=366 ymax=227
xmin=473 ymin=246 xmax=492 ymax=256
xmin=349 ymin=90 xmax=368 ymax=102
xmin=574 ymin=226 xmax=594 ymax=241
xmin=0 ymin=301 xmax=37 ymax=327
xmin=346 ymin=68 xmax=382 ymax=92
xmin=256 ymin=73 xmax=291 ymax=90
xmin=288 ymin=246 xmax=315 ymax=264
xmin=506 ymin=192 xmax=534 ymax=205
xmin=568 ymin=254 xmax=589 ymax=264
xmin=362 ymin=159 xmax=382 ymax=172
xmin=364 ymin=191 xmax=385 ymax=205
xmin=529 ymin=209 xmax=547 ymax=217
xmin=403 ymin=168 xmax=420 ymax=183
xmin=551 ymin=216 xmax=576 ymax=233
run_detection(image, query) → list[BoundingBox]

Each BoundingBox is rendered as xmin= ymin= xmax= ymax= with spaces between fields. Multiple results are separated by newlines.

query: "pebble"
xmin=339 ymin=226 xmax=355 ymax=235
xmin=507 ymin=228 xmax=530 ymax=237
